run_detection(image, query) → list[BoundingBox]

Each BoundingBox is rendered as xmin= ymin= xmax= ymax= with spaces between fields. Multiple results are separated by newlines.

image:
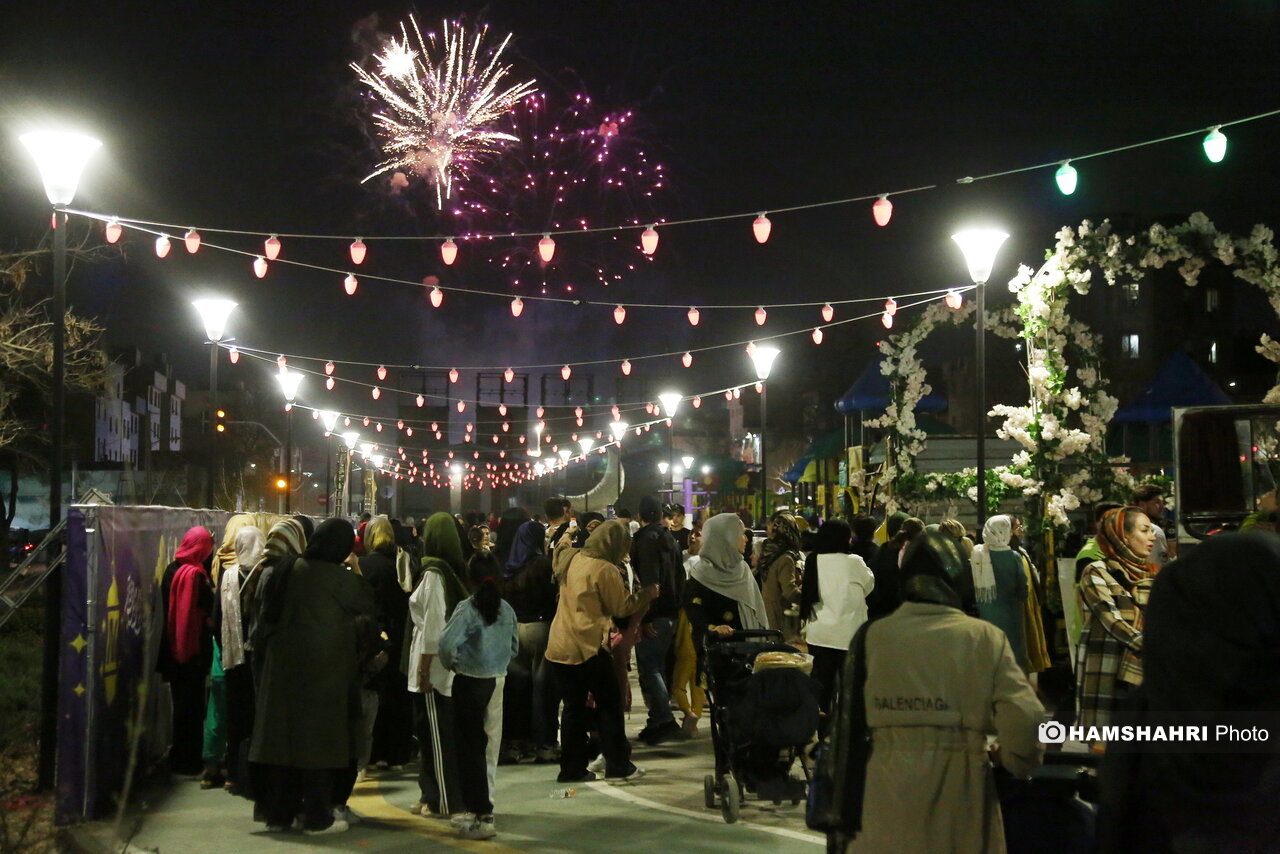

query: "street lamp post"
xmin=609 ymin=420 xmax=628 ymax=507
xmin=318 ymin=410 xmax=339 ymax=516
xmin=192 ymin=299 xmax=236 ymax=508
xmin=658 ymin=461 xmax=670 ymax=502
xmin=338 ymin=430 xmax=360 ymax=518
xmin=952 ymin=229 xmax=1009 ymax=529
xmin=749 ymin=346 xmax=781 ymax=524
xmin=658 ymin=391 xmax=682 ymax=504
xmin=22 ymin=129 xmax=101 ymax=789
xmin=579 ymin=438 xmax=595 ymax=512
xmin=557 ymin=448 xmax=572 ymax=502
xmin=276 ymin=370 xmax=303 ymax=513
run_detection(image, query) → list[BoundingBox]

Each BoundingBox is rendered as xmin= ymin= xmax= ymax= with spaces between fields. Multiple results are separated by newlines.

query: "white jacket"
xmin=803 ymin=552 xmax=874 ymax=651
xmin=407 ymin=571 xmax=455 ymax=697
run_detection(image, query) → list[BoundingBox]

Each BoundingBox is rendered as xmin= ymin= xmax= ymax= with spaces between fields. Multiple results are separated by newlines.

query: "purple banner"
xmin=56 ymin=506 xmax=242 ymax=823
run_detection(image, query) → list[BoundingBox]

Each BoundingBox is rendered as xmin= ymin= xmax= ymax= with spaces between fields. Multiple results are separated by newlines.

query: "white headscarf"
xmin=221 ymin=525 xmax=265 ymax=669
xmin=970 ymin=515 xmax=1012 ymax=604
xmin=688 ymin=513 xmax=768 ymax=630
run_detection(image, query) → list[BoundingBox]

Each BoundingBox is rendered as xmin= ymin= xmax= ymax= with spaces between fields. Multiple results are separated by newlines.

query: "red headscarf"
xmin=1096 ymin=507 xmax=1158 ymax=587
xmin=166 ymin=527 xmax=215 ymax=664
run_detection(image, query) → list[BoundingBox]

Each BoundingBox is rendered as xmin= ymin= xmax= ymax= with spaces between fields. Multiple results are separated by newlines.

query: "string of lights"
xmin=69 ymin=104 xmax=1278 ymax=278
xmin=222 ymin=290 xmax=957 ymax=429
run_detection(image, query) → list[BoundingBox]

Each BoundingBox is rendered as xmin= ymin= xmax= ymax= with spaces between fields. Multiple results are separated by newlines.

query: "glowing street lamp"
xmin=276 ymin=370 xmax=304 ymax=512
xmin=952 ymin=228 xmax=1009 ymax=527
xmin=749 ymin=345 xmax=781 ymax=521
xmin=21 ymin=127 xmax=101 ymax=790
xmin=610 ymin=420 xmax=628 ymax=503
xmin=192 ymin=298 xmax=237 ymax=508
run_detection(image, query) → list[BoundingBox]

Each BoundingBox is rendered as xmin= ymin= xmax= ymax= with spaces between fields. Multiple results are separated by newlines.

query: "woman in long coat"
xmin=827 ymin=528 xmax=1045 ymax=854
xmin=1075 ymin=506 xmax=1156 ymax=729
xmin=250 ymin=519 xmax=374 ymax=834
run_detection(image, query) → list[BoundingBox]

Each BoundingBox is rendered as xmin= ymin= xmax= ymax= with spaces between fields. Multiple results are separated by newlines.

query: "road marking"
xmin=349 ymin=779 xmax=526 ymax=853
xmin=585 ymin=781 xmax=825 ymax=845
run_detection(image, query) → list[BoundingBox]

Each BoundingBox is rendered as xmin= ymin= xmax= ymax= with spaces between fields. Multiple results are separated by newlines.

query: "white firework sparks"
xmin=353 ymin=17 xmax=538 ymax=206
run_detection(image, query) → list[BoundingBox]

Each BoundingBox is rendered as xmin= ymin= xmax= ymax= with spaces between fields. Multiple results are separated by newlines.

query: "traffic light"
xmin=215 ymin=409 xmax=227 ymax=433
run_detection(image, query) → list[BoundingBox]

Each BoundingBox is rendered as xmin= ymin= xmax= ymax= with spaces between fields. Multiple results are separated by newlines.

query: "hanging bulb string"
xmin=67 ymin=207 xmax=963 ymax=313
xmin=237 ymin=345 xmax=785 ymax=428
xmin=218 ymin=287 xmax=970 ymax=381
xmin=955 ymin=105 xmax=1280 ymax=184
xmin=292 ymin=379 xmax=750 ymax=442
xmin=63 ymin=104 xmax=1280 ymax=250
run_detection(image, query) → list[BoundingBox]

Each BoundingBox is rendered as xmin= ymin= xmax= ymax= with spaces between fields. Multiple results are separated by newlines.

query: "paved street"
xmin=70 ymin=708 xmax=822 ymax=853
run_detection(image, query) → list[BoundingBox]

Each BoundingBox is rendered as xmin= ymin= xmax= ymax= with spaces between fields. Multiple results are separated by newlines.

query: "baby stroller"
xmin=702 ymin=629 xmax=819 ymax=823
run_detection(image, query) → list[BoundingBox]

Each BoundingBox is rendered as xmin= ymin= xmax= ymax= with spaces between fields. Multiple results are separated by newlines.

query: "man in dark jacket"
xmin=631 ymin=495 xmax=685 ymax=744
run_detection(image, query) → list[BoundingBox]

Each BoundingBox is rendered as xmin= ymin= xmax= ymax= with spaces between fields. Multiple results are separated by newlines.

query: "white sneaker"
xmin=448 ymin=811 xmax=476 ymax=828
xmin=459 ymin=815 xmax=496 ymax=840
xmin=608 ymin=765 xmax=646 ymax=782
xmin=333 ymin=806 xmax=362 ymax=825
xmin=303 ymin=819 xmax=350 ymax=836
xmin=587 ymin=755 xmax=607 ymax=774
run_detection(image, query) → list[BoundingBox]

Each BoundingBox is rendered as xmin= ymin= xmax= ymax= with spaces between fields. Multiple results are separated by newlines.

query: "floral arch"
xmin=873 ymin=213 xmax=1280 ymax=531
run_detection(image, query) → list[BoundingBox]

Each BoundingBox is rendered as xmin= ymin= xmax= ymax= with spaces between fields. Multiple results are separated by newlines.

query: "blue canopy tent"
xmin=834 ymin=359 xmax=949 ymax=415
xmin=1111 ymin=350 xmax=1231 ymax=463
xmin=1112 ymin=350 xmax=1231 ymax=423
xmin=833 ymin=359 xmax=949 ymax=449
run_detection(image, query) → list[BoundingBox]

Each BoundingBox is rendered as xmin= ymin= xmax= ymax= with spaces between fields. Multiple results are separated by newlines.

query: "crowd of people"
xmin=152 ymin=482 xmax=1280 ymax=852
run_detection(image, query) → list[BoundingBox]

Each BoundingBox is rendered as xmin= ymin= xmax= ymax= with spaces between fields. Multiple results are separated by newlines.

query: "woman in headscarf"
xmin=865 ymin=514 xmax=922 ymax=619
xmin=501 ymin=519 xmax=560 ymax=764
xmin=1098 ymin=532 xmax=1280 ymax=853
xmin=1075 ymin=506 xmax=1157 ymax=730
xmin=157 ymin=526 xmax=216 ymax=776
xmin=970 ymin=515 xmax=1029 ymax=668
xmin=217 ymin=524 xmax=264 ymax=795
xmin=407 ymin=512 xmax=471 ymax=819
xmin=800 ymin=519 xmax=874 ymax=719
xmin=245 ymin=518 xmax=307 ymax=671
xmin=203 ymin=514 xmax=270 ymax=789
xmin=250 ymin=518 xmax=374 ymax=835
xmin=546 ymin=520 xmax=658 ymax=783
xmin=825 ymin=528 xmax=1044 ymax=853
xmin=358 ymin=516 xmax=414 ymax=772
xmin=682 ymin=513 xmax=770 ymax=689
xmin=492 ymin=506 xmax=531 ymax=566
xmin=551 ymin=511 xmax=603 ymax=581
xmin=758 ymin=510 xmax=804 ymax=645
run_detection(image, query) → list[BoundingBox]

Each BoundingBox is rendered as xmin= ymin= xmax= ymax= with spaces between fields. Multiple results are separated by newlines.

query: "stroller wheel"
xmin=704 ymin=775 xmax=716 ymax=809
xmin=720 ymin=773 xmax=740 ymax=824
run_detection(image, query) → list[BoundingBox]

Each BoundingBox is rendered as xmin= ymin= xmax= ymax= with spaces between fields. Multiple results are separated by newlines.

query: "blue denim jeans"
xmin=635 ymin=617 xmax=676 ymax=728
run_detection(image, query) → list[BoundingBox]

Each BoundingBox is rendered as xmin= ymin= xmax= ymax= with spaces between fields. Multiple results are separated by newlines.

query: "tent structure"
xmin=1112 ymin=350 xmax=1231 ymax=423
xmin=833 ymin=359 xmax=948 ymax=415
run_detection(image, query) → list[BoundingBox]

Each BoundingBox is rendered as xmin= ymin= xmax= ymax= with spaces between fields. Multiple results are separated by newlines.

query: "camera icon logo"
xmin=1038 ymin=721 xmax=1066 ymax=744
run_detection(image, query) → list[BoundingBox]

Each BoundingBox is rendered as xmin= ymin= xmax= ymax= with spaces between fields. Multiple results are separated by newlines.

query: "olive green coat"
xmin=249 ymin=557 xmax=375 ymax=769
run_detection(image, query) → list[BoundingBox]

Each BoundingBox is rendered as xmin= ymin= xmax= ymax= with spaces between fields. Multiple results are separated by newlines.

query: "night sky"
xmin=3 ymin=1 xmax=1280 ymax=451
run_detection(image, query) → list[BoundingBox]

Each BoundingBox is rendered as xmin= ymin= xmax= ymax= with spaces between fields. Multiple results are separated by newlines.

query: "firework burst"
xmin=353 ymin=16 xmax=538 ymax=206
xmin=446 ymin=90 xmax=671 ymax=295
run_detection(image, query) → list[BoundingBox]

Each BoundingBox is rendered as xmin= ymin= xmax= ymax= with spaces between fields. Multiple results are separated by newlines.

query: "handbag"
xmin=806 ymin=621 xmax=871 ymax=839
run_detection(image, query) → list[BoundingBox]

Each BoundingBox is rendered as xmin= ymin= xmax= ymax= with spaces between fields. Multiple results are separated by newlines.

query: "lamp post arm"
xmin=225 ymin=420 xmax=284 ymax=447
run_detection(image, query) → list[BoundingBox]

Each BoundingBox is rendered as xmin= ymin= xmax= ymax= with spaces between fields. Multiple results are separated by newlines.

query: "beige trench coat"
xmin=849 ymin=602 xmax=1045 ymax=854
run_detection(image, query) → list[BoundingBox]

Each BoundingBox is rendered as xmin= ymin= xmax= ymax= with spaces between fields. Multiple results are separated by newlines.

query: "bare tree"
xmin=0 ymin=235 xmax=110 ymax=567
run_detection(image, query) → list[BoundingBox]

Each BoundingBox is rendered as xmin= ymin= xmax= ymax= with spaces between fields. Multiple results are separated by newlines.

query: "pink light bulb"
xmin=154 ymin=234 xmax=171 ymax=258
xmin=822 ymin=303 xmax=834 ymax=322
xmin=640 ymin=226 xmax=659 ymax=255
xmin=184 ymin=229 xmax=201 ymax=253
xmin=264 ymin=235 xmax=281 ymax=260
xmin=755 ymin=307 xmax=767 ymax=326
xmin=687 ymin=307 xmax=700 ymax=326
xmin=812 ymin=327 xmax=824 ymax=344
xmin=344 ymin=274 xmax=358 ymax=295
xmin=614 ymin=305 xmax=626 ymax=324
xmin=511 ymin=297 xmax=524 ymax=317
xmin=350 ymin=238 xmax=367 ymax=264
xmin=872 ymin=195 xmax=893 ymax=227
xmin=253 ymin=256 xmax=268 ymax=278
xmin=752 ymin=214 xmax=772 ymax=244
xmin=441 ymin=239 xmax=458 ymax=265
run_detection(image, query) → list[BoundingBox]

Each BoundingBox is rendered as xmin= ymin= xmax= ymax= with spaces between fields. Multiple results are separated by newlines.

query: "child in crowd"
xmin=438 ymin=553 xmax=520 ymax=840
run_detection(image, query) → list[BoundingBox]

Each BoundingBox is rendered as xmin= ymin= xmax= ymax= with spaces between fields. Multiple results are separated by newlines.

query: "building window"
xmin=1209 ymin=341 xmax=1218 ymax=364
xmin=1206 ymin=288 xmax=1220 ymax=312
xmin=1122 ymin=334 xmax=1140 ymax=359
xmin=1123 ymin=282 xmax=1140 ymax=304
